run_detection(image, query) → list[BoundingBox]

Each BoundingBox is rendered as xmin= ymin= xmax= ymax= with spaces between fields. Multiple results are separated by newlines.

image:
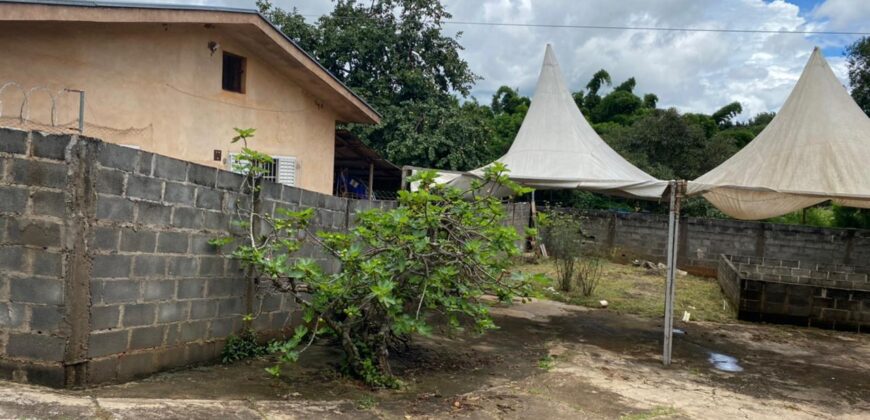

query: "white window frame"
xmin=227 ymin=153 xmax=297 ymax=187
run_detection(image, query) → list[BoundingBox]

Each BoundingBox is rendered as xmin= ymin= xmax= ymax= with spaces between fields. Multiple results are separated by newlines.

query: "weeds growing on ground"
xmin=222 ymin=328 xmax=268 ymax=364
xmin=517 ymin=260 xmax=735 ymax=323
xmin=356 ymin=395 xmax=378 ymax=410
xmin=538 ymin=355 xmax=556 ymax=371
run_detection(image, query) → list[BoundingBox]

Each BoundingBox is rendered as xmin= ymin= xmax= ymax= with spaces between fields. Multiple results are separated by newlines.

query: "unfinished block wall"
xmin=552 ymin=209 xmax=870 ymax=277
xmin=0 ymin=129 xmax=395 ymax=387
xmin=0 ymin=130 xmax=72 ymax=386
xmin=718 ymin=254 xmax=870 ymax=331
xmin=0 ymin=129 xmax=531 ymax=388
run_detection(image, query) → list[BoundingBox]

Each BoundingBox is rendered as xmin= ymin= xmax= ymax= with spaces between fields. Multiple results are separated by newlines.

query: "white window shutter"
xmin=227 ymin=153 xmax=239 ymax=173
xmin=276 ymin=156 xmax=297 ymax=186
xmin=227 ymin=153 xmax=295 ymax=186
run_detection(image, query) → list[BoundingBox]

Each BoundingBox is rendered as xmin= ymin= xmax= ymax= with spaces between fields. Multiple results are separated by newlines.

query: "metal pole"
xmin=530 ymin=190 xmax=538 ymax=254
xmin=78 ymin=90 xmax=85 ymax=133
xmin=368 ymin=161 xmax=374 ymax=200
xmin=662 ymin=180 xmax=681 ymax=366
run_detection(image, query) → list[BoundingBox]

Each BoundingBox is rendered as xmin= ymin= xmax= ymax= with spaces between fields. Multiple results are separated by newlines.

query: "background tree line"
xmin=258 ymin=0 xmax=870 ymax=228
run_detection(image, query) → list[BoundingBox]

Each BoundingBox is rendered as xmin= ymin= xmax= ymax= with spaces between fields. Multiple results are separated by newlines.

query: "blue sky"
xmin=113 ymin=0 xmax=870 ymax=119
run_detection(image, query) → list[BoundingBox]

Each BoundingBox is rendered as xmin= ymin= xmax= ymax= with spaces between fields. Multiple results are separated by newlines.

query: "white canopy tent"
xmin=439 ymin=44 xmax=668 ymax=199
xmin=659 ymin=47 xmax=870 ymax=363
xmin=687 ymin=47 xmax=870 ymax=218
xmin=405 ymin=45 xmax=684 ymax=365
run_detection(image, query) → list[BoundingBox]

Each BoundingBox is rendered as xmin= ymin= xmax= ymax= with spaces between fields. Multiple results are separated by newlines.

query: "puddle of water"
xmin=673 ymin=329 xmax=686 ymax=335
xmin=708 ymin=352 xmax=743 ymax=372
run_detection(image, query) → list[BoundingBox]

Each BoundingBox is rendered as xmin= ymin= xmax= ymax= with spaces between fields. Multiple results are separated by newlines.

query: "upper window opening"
xmin=222 ymin=52 xmax=246 ymax=93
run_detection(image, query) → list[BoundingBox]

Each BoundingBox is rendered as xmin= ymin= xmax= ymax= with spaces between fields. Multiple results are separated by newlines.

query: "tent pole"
xmin=368 ymin=161 xmax=375 ymax=200
xmin=530 ymin=190 xmax=538 ymax=254
xmin=662 ymin=180 xmax=681 ymax=366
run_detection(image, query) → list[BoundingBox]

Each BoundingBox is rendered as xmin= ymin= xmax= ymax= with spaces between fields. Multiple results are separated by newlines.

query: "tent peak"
xmin=543 ymin=44 xmax=558 ymax=66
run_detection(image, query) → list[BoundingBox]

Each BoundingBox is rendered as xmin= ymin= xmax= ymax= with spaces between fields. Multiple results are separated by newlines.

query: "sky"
xmin=115 ymin=0 xmax=870 ymax=120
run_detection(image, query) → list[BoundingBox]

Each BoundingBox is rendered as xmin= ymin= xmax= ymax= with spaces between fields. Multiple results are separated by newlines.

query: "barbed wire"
xmin=0 ymin=81 xmax=153 ymax=142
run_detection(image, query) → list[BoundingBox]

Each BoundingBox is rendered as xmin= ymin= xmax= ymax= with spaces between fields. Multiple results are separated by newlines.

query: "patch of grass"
xmin=355 ymin=394 xmax=378 ymax=410
xmin=537 ymin=355 xmax=556 ymax=371
xmin=620 ymin=405 xmax=679 ymax=420
xmin=516 ymin=260 xmax=736 ymax=323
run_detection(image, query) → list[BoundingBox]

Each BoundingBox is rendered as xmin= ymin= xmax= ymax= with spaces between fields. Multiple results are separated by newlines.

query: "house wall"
xmin=0 ymin=21 xmax=337 ymax=194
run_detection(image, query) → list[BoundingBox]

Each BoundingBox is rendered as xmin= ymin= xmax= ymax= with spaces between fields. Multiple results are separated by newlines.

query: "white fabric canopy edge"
xmin=687 ymin=47 xmax=870 ymax=220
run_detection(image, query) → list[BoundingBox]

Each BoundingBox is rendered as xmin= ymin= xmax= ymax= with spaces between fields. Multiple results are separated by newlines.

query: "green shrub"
xmin=214 ymin=129 xmax=542 ymax=387
xmin=222 ymin=328 xmax=267 ymax=364
xmin=540 ymin=211 xmax=603 ymax=296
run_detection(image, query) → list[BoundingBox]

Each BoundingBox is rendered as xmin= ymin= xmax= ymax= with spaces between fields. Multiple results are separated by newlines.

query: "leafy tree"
xmin=580 ymin=69 xmax=612 ymax=113
xmin=586 ymin=69 xmax=612 ymax=95
xmin=491 ymin=86 xmax=530 ymax=114
xmin=846 ymin=36 xmax=870 ymax=116
xmin=747 ymin=111 xmax=775 ymax=127
xmin=371 ymin=98 xmax=496 ymax=170
xmin=258 ymin=1 xmax=319 ymax=50
xmin=711 ymin=101 xmax=743 ymax=128
xmin=642 ymin=93 xmax=659 ymax=109
xmin=591 ymin=90 xmax=643 ymax=124
xmin=488 ymin=86 xmax=529 ymax=160
xmin=712 ymin=127 xmax=755 ymax=149
xmin=603 ymin=108 xmax=709 ymax=180
xmin=832 ymin=204 xmax=870 ymax=229
xmin=258 ymin=0 xmax=482 ymax=170
xmin=613 ymin=77 xmax=636 ymax=93
xmin=572 ymin=90 xmax=586 ymax=109
xmin=683 ymin=113 xmax=718 ymax=138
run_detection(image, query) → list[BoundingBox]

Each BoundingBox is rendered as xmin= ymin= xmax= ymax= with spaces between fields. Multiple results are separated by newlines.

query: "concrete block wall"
xmin=718 ymin=255 xmax=870 ymax=331
xmin=84 ymin=140 xmax=263 ymax=384
xmin=0 ymin=129 xmax=72 ymax=386
xmin=546 ymin=208 xmax=870 ymax=277
xmin=1 ymin=129 xmax=530 ymax=388
xmin=0 ymin=130 xmax=400 ymax=387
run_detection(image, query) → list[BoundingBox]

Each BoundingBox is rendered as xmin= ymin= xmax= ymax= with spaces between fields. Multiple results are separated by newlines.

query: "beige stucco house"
xmin=0 ymin=1 xmax=380 ymax=194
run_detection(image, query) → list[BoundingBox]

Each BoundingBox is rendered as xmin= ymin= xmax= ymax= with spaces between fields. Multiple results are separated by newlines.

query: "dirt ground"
xmin=1 ymin=297 xmax=867 ymax=419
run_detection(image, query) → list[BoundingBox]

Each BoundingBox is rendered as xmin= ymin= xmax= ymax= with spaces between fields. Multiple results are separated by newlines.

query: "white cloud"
xmin=812 ymin=0 xmax=870 ymax=31
xmin=441 ymin=0 xmax=864 ymax=119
